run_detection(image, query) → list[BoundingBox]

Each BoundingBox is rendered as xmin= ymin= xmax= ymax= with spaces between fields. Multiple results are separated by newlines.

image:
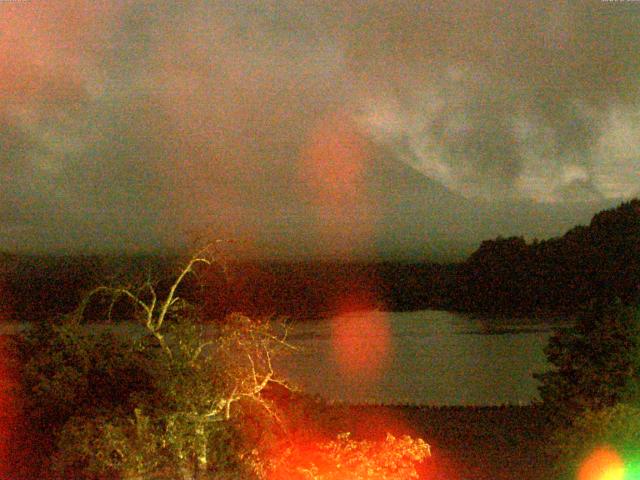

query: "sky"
xmin=0 ymin=1 xmax=639 ymax=259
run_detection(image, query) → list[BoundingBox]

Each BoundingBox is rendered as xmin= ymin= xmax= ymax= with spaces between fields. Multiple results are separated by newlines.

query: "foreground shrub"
xmin=549 ymin=403 xmax=640 ymax=479
xmin=17 ymin=245 xmax=431 ymax=479
xmin=535 ymin=300 xmax=640 ymax=425
xmin=19 ymin=319 xmax=151 ymax=430
xmin=258 ymin=432 xmax=430 ymax=480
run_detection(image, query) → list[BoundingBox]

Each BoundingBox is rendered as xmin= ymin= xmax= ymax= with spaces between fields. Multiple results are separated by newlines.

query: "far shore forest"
xmin=3 ymin=198 xmax=639 ymax=324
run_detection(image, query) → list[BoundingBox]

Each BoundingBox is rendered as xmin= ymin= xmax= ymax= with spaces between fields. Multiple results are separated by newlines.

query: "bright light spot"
xmin=578 ymin=446 xmax=625 ymax=480
xmin=300 ymin=112 xmax=367 ymax=203
xmin=622 ymin=461 xmax=640 ymax=479
xmin=266 ymin=430 xmax=429 ymax=479
xmin=331 ymin=308 xmax=391 ymax=383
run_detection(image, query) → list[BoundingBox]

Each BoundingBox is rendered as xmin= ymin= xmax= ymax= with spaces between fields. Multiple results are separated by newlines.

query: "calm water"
xmin=1 ymin=310 xmax=566 ymax=406
xmin=276 ymin=310 xmax=567 ymax=406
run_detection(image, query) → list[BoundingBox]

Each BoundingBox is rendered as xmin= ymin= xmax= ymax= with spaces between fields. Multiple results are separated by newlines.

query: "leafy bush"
xmin=548 ymin=403 xmax=640 ymax=480
xmin=535 ymin=299 xmax=640 ymax=425
xmin=19 ymin=320 xmax=152 ymax=430
xmin=537 ymin=300 xmax=640 ymax=478
xmin=17 ymin=246 xmax=431 ymax=479
xmin=256 ymin=432 xmax=430 ymax=480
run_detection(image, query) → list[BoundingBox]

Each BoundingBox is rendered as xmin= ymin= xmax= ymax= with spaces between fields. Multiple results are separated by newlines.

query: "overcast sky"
xmin=1 ymin=1 xmax=639 ymax=258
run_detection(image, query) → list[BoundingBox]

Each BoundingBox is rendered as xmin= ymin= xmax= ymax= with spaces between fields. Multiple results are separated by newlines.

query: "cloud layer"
xmin=1 ymin=1 xmax=639 ymax=254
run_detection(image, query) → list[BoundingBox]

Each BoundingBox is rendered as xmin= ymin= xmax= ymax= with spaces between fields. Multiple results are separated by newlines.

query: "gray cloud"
xmin=350 ymin=1 xmax=640 ymax=200
xmin=0 ymin=1 xmax=639 ymax=254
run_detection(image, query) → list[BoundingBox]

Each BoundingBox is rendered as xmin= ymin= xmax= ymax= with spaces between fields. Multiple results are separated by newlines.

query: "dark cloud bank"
xmin=0 ymin=1 xmax=639 ymax=259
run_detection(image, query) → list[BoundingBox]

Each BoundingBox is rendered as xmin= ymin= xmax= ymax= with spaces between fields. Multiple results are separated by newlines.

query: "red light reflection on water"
xmin=578 ymin=446 xmax=625 ymax=480
xmin=330 ymin=308 xmax=391 ymax=384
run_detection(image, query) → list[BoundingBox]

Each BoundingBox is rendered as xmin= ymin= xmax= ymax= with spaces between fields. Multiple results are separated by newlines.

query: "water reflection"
xmin=278 ymin=310 xmax=564 ymax=405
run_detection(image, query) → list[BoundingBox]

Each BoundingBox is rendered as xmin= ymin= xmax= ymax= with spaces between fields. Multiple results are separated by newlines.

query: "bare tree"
xmin=52 ymin=244 xmax=294 ymax=479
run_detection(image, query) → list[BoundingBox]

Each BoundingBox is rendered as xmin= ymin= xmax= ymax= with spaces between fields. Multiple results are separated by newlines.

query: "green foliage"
xmin=17 ymin=247 xmax=432 ymax=479
xmin=17 ymin=248 xmax=293 ymax=479
xmin=548 ymin=403 xmax=640 ymax=480
xmin=535 ymin=300 xmax=640 ymax=425
xmin=19 ymin=318 xmax=152 ymax=430
xmin=50 ymin=409 xmax=164 ymax=479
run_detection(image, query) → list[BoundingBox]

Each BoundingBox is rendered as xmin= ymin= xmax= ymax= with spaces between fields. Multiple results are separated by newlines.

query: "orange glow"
xmin=300 ymin=111 xmax=369 ymax=208
xmin=262 ymin=406 xmax=430 ymax=479
xmin=0 ymin=2 xmax=112 ymax=104
xmin=331 ymin=308 xmax=391 ymax=383
xmin=0 ymin=335 xmax=19 ymax=479
xmin=298 ymin=111 xmax=376 ymax=253
xmin=265 ymin=436 xmax=323 ymax=480
xmin=578 ymin=446 xmax=625 ymax=480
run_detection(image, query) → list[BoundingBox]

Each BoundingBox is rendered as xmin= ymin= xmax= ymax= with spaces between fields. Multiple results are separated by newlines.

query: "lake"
xmin=1 ymin=310 xmax=567 ymax=406
xmin=276 ymin=310 xmax=568 ymax=406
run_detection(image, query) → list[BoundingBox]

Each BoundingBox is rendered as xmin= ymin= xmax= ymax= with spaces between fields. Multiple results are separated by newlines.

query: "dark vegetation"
xmin=453 ymin=198 xmax=640 ymax=315
xmin=2 ymin=199 xmax=640 ymax=478
xmin=533 ymin=300 xmax=640 ymax=479
xmin=2 ymin=198 xmax=639 ymax=322
xmin=535 ymin=299 xmax=640 ymax=425
xmin=0 ymin=253 xmax=455 ymax=322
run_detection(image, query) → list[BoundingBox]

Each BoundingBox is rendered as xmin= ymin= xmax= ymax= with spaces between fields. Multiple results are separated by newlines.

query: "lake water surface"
xmin=276 ymin=310 xmax=568 ymax=406
xmin=1 ymin=310 xmax=567 ymax=406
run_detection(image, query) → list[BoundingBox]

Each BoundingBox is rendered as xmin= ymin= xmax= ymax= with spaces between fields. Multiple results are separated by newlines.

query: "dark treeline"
xmin=452 ymin=198 xmax=640 ymax=316
xmin=0 ymin=254 xmax=174 ymax=323
xmin=0 ymin=252 xmax=455 ymax=322
xmin=1 ymin=198 xmax=638 ymax=322
xmin=196 ymin=260 xmax=458 ymax=319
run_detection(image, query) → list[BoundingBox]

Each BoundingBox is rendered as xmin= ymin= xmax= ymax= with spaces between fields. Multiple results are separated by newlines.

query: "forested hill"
xmin=1 ymin=199 xmax=638 ymax=322
xmin=451 ymin=198 xmax=640 ymax=315
xmin=0 ymin=252 xmax=454 ymax=323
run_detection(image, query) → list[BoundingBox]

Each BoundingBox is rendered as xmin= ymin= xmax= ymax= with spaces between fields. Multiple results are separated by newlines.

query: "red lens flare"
xmin=578 ymin=446 xmax=625 ymax=480
xmin=298 ymin=110 xmax=376 ymax=255
xmin=300 ymin=111 xmax=369 ymax=210
xmin=330 ymin=308 xmax=391 ymax=384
